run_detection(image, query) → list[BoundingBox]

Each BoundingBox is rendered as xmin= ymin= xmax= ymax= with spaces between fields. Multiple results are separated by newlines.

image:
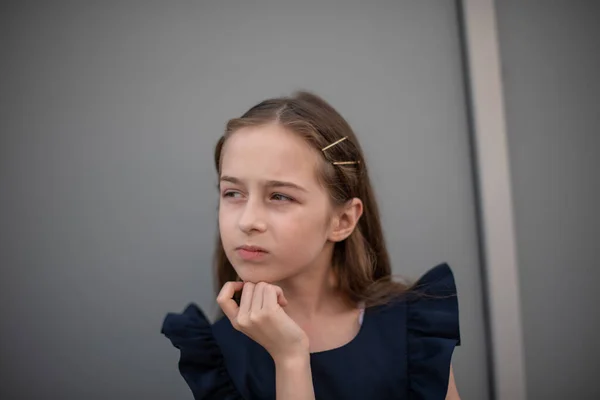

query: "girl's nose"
xmin=238 ymin=199 xmax=267 ymax=234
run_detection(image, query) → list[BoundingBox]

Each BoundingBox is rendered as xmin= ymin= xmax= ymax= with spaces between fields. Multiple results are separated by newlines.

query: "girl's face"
xmin=218 ymin=123 xmax=335 ymax=284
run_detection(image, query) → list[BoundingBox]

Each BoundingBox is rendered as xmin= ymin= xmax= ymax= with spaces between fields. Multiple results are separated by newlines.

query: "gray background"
xmin=1 ymin=1 xmax=598 ymax=399
xmin=496 ymin=1 xmax=600 ymax=399
xmin=1 ymin=1 xmax=488 ymax=399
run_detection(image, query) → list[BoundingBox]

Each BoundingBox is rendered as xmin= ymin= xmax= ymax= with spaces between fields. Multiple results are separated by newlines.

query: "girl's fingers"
xmin=216 ymin=281 xmax=244 ymax=321
xmin=264 ymin=284 xmax=288 ymax=310
xmin=238 ymin=282 xmax=255 ymax=316
xmin=263 ymin=284 xmax=278 ymax=310
xmin=251 ymin=283 xmax=266 ymax=314
xmin=275 ymin=285 xmax=288 ymax=307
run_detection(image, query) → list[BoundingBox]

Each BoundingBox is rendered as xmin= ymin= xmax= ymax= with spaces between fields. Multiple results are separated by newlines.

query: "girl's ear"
xmin=328 ymin=198 xmax=363 ymax=242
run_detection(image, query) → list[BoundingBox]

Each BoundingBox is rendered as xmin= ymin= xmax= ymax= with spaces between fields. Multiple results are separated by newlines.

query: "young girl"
xmin=161 ymin=91 xmax=461 ymax=399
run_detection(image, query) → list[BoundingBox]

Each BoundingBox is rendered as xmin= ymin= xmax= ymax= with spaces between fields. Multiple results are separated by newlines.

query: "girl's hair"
xmin=213 ymin=91 xmax=408 ymax=307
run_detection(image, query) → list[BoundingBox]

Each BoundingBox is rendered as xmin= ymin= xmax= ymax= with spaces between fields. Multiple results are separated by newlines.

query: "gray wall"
xmin=0 ymin=1 xmax=489 ymax=399
xmin=495 ymin=1 xmax=600 ymax=399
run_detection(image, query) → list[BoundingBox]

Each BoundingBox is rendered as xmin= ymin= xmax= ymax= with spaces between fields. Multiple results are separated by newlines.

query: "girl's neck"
xmin=275 ymin=256 xmax=353 ymax=320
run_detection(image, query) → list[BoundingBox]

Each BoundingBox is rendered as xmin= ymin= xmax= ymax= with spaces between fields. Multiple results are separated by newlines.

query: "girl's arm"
xmin=275 ymin=353 xmax=315 ymax=400
xmin=445 ymin=365 xmax=461 ymax=400
xmin=217 ymin=281 xmax=316 ymax=400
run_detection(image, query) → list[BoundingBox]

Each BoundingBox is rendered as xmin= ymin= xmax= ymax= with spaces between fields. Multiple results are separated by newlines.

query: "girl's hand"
xmin=217 ymin=281 xmax=310 ymax=364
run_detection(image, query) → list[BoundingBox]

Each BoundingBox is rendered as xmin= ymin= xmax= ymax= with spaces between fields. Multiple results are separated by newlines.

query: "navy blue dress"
xmin=161 ymin=263 xmax=460 ymax=399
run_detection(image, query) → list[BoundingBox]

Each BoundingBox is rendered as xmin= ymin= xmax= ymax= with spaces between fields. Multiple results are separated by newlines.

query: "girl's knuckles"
xmin=249 ymin=312 xmax=263 ymax=323
xmin=236 ymin=316 xmax=251 ymax=328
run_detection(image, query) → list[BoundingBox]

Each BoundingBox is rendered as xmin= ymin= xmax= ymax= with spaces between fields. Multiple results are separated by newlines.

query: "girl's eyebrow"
xmin=267 ymin=180 xmax=309 ymax=193
xmin=220 ymin=175 xmax=308 ymax=193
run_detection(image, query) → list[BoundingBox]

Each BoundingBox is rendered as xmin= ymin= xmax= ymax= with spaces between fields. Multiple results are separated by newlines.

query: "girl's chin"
xmin=234 ymin=268 xmax=286 ymax=285
xmin=237 ymin=274 xmax=278 ymax=284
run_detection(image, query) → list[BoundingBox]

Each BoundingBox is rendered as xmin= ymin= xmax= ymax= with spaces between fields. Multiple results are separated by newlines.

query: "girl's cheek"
xmin=219 ymin=201 xmax=238 ymax=216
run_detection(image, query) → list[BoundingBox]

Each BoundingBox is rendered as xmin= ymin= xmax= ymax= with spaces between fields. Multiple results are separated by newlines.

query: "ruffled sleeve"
xmin=407 ymin=263 xmax=461 ymax=400
xmin=161 ymin=304 xmax=243 ymax=400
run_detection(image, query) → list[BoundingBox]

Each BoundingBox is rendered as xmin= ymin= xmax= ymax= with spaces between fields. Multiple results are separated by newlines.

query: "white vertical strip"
xmin=460 ymin=1 xmax=527 ymax=399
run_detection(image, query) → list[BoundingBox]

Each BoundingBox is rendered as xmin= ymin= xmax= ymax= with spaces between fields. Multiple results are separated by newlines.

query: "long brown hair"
xmin=213 ymin=91 xmax=408 ymax=307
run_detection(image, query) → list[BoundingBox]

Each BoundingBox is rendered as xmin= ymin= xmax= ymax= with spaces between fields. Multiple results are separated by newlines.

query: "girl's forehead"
xmin=221 ymin=125 xmax=322 ymax=184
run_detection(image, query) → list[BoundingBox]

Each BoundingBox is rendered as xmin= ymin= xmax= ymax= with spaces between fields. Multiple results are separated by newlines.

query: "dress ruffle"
xmin=161 ymin=304 xmax=243 ymax=400
xmin=407 ymin=263 xmax=461 ymax=399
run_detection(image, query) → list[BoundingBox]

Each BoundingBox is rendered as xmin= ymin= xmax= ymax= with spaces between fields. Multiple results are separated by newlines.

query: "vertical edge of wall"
xmin=458 ymin=1 xmax=527 ymax=399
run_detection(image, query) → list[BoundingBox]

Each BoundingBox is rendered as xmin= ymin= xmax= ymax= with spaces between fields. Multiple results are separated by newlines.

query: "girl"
xmin=162 ymin=91 xmax=461 ymax=399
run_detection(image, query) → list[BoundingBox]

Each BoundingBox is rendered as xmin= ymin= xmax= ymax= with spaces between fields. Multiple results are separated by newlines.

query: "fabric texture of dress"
xmin=161 ymin=262 xmax=460 ymax=399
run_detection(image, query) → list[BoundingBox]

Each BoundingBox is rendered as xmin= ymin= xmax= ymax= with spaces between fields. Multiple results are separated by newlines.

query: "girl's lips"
xmin=236 ymin=247 xmax=269 ymax=261
xmin=237 ymin=245 xmax=268 ymax=252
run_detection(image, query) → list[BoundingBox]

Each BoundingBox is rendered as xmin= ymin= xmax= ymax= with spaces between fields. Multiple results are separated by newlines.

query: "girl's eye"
xmin=223 ymin=191 xmax=243 ymax=199
xmin=271 ymin=193 xmax=294 ymax=202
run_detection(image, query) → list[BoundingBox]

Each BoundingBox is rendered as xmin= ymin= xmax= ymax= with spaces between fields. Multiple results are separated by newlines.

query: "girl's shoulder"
xmin=361 ymin=262 xmax=461 ymax=398
xmin=402 ymin=263 xmax=461 ymax=395
xmin=369 ymin=262 xmax=461 ymax=344
xmin=161 ymin=304 xmax=243 ymax=399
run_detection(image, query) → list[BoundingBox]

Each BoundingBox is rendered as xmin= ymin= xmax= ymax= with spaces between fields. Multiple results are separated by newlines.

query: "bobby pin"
xmin=332 ymin=161 xmax=360 ymax=165
xmin=321 ymin=136 xmax=348 ymax=152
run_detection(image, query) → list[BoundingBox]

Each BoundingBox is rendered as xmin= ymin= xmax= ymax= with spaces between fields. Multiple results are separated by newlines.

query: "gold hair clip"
xmin=332 ymin=161 xmax=360 ymax=165
xmin=321 ymin=136 xmax=348 ymax=152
